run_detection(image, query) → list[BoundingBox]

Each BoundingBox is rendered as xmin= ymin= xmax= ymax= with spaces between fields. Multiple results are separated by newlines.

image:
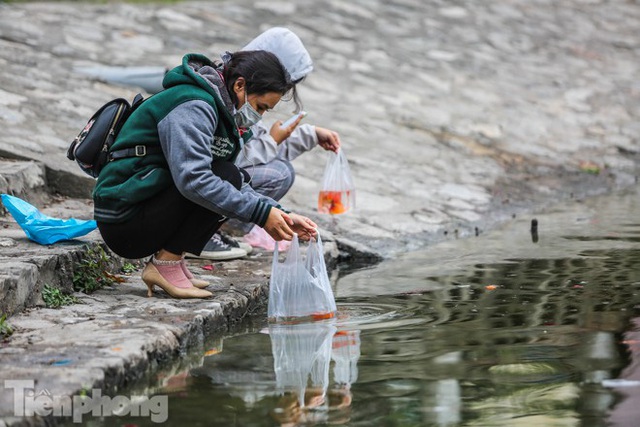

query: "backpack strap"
xmin=109 ymin=145 xmax=163 ymax=161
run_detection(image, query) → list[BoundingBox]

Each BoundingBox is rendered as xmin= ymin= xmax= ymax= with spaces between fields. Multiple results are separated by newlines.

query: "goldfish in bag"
xmin=318 ymin=149 xmax=355 ymax=215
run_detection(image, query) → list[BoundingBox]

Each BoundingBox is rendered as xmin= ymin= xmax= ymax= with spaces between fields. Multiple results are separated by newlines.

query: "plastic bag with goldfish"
xmin=268 ymin=233 xmax=337 ymax=323
xmin=318 ymin=149 xmax=355 ymax=215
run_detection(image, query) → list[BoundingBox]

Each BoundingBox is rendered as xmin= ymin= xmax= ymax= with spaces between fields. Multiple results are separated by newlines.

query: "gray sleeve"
xmin=236 ymin=122 xmax=319 ymax=168
xmin=277 ymin=123 xmax=319 ymax=162
xmin=157 ymin=100 xmax=275 ymax=225
xmin=236 ymin=121 xmax=279 ymax=168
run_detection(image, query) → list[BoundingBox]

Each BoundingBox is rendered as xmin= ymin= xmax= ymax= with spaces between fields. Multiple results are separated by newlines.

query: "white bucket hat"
xmin=241 ymin=27 xmax=313 ymax=82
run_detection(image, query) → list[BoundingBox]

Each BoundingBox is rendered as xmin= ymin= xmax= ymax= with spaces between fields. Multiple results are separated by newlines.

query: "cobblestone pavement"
xmin=1 ymin=0 xmax=639 ymax=255
xmin=0 ymin=0 xmax=639 ymax=425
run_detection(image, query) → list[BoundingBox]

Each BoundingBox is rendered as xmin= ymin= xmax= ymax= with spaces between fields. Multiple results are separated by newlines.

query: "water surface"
xmin=93 ymin=188 xmax=640 ymax=426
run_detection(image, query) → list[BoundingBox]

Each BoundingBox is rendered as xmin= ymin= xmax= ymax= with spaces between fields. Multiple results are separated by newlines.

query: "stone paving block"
xmin=0 ymin=161 xmax=47 ymax=210
xmin=0 ymin=262 xmax=39 ymax=319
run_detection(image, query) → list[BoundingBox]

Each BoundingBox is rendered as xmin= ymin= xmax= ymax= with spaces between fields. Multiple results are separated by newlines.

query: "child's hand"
xmin=316 ymin=127 xmax=341 ymax=153
xmin=270 ymin=113 xmax=305 ymax=144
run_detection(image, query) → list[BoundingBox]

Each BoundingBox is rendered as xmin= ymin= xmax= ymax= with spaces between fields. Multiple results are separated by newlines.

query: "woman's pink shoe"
xmin=181 ymin=258 xmax=210 ymax=289
xmin=141 ymin=258 xmax=212 ymax=299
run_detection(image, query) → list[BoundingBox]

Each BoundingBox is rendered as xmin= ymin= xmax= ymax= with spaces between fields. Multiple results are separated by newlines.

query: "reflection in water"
xmin=97 ymin=190 xmax=640 ymax=426
xmin=116 ymin=319 xmax=365 ymax=427
xmin=270 ymin=322 xmax=335 ymax=409
xmin=336 ymin=253 xmax=638 ymax=426
xmin=332 ymin=330 xmax=360 ymax=387
xmin=269 ymin=322 xmax=360 ymax=426
xmin=112 ymin=249 xmax=640 ymax=426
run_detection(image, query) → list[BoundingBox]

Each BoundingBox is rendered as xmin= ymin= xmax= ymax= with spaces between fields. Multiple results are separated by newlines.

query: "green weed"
xmin=0 ymin=313 xmax=13 ymax=339
xmin=121 ymin=262 xmax=137 ymax=274
xmin=42 ymin=285 xmax=79 ymax=308
xmin=73 ymin=245 xmax=119 ymax=294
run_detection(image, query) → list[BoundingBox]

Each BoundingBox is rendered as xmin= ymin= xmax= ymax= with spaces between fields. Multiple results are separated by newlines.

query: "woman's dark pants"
xmin=97 ymin=161 xmax=246 ymax=259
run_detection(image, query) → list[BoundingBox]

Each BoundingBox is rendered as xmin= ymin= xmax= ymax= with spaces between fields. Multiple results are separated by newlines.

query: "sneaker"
xmin=185 ymin=233 xmax=247 ymax=260
xmin=218 ymin=231 xmax=253 ymax=255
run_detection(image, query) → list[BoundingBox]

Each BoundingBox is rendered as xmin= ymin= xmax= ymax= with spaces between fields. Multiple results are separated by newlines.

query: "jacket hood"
xmin=162 ymin=53 xmax=233 ymax=111
xmin=163 ymin=53 xmax=214 ymax=89
xmin=241 ymin=27 xmax=313 ymax=82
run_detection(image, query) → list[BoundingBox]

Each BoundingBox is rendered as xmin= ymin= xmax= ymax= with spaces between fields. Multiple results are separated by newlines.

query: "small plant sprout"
xmin=73 ymin=245 xmax=123 ymax=294
xmin=42 ymin=285 xmax=79 ymax=308
xmin=0 ymin=314 xmax=13 ymax=339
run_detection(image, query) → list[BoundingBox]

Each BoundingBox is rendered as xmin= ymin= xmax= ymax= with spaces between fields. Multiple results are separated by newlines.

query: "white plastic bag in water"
xmin=269 ymin=322 xmax=336 ymax=407
xmin=317 ymin=148 xmax=355 ymax=215
xmin=268 ymin=233 xmax=337 ymax=322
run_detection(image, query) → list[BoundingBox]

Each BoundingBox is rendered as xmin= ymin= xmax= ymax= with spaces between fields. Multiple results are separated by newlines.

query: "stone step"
xmin=0 ymin=215 xmax=105 ymax=318
xmin=0 ymin=160 xmax=49 ymax=212
xmin=0 ymin=158 xmax=104 ymax=318
xmin=0 ymin=239 xmax=104 ymax=319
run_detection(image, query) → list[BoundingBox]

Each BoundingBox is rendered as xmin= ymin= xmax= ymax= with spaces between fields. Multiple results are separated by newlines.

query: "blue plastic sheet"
xmin=1 ymin=194 xmax=97 ymax=245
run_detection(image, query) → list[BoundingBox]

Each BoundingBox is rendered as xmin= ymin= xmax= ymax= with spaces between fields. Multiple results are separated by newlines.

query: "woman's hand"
xmin=316 ymin=127 xmax=341 ymax=153
xmin=263 ymin=208 xmax=317 ymax=241
xmin=286 ymin=213 xmax=318 ymax=241
xmin=263 ymin=208 xmax=295 ymax=241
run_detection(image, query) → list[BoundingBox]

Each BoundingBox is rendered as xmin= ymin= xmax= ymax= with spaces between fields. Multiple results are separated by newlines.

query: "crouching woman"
xmin=93 ymin=50 xmax=317 ymax=299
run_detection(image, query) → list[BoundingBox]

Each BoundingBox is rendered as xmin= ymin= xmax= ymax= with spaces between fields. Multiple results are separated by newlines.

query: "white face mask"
xmin=234 ymin=92 xmax=262 ymax=129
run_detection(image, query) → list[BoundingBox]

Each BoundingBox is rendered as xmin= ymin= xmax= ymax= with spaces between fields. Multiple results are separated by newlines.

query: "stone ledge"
xmin=0 ymin=254 xmax=271 ymax=426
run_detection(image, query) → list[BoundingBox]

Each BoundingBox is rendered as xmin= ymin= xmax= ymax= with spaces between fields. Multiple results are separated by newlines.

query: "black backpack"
xmin=67 ymin=93 xmax=159 ymax=178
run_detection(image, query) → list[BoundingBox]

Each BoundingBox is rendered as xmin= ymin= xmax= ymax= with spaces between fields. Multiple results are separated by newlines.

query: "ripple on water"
xmin=260 ymin=299 xmax=432 ymax=332
xmin=332 ymin=300 xmax=432 ymax=331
